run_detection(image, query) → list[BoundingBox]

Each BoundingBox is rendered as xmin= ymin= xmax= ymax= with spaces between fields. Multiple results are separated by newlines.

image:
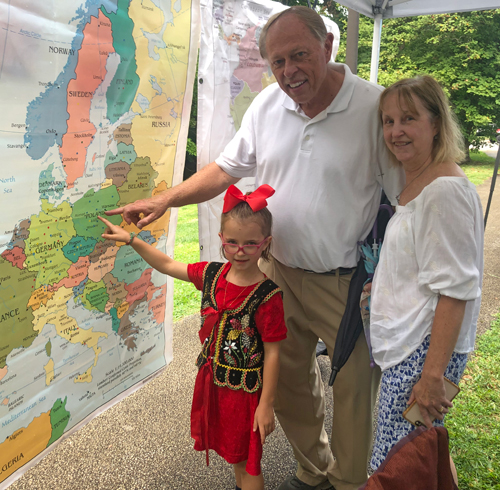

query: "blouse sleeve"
xmin=414 ymin=181 xmax=481 ymax=301
xmin=187 ymin=262 xmax=209 ymax=291
xmin=254 ymin=292 xmax=287 ymax=343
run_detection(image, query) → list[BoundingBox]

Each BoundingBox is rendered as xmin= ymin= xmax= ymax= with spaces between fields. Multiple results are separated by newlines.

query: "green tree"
xmin=353 ymin=10 xmax=500 ymax=159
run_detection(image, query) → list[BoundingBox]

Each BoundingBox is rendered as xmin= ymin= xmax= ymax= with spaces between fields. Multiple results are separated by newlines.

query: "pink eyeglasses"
xmin=221 ymin=237 xmax=269 ymax=255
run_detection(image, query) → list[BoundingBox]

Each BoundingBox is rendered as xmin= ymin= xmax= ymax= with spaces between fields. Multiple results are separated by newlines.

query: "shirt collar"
xmin=281 ymin=63 xmax=356 ymax=116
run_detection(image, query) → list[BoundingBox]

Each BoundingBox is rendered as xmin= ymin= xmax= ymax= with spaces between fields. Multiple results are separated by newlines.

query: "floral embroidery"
xmin=224 ymin=340 xmax=238 ymax=354
xmin=199 ymin=262 xmax=282 ymax=393
xmin=227 ymin=329 xmax=241 ymax=341
xmin=230 ymin=318 xmax=243 ymax=330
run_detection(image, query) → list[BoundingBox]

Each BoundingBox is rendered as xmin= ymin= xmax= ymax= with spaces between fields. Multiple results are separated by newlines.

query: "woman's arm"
xmin=408 ymin=295 xmax=466 ymax=428
xmin=98 ymin=216 xmax=189 ymax=282
xmin=253 ymin=341 xmax=280 ymax=444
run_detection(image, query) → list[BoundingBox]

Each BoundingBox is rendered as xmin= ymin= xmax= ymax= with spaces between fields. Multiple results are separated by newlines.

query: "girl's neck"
xmin=226 ymin=265 xmax=265 ymax=286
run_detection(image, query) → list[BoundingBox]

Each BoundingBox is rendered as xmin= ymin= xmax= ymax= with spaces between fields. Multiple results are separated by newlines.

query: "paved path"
xmin=8 ymin=155 xmax=500 ymax=490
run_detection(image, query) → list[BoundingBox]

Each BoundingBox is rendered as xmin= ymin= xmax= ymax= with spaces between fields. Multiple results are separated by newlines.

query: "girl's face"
xmin=219 ymin=217 xmax=271 ymax=274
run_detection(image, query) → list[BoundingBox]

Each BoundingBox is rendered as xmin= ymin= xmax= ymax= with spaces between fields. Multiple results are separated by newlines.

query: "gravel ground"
xmin=8 ymin=157 xmax=500 ymax=490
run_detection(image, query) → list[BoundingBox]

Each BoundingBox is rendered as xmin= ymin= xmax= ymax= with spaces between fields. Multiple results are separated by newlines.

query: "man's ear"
xmin=324 ymin=32 xmax=334 ymax=62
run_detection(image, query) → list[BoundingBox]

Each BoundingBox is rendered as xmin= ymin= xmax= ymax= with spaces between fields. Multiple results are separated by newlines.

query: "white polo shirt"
xmin=216 ymin=63 xmax=404 ymax=272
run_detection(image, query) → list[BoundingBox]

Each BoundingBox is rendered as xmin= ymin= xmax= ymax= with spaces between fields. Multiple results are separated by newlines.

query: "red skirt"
xmin=190 ymin=362 xmax=263 ymax=476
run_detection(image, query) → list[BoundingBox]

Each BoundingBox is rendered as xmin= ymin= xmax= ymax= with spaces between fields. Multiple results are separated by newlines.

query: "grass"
xmin=172 ymin=204 xmax=201 ymax=321
xmin=447 ymin=314 xmax=500 ymax=489
xmin=462 ymin=151 xmax=497 ymax=186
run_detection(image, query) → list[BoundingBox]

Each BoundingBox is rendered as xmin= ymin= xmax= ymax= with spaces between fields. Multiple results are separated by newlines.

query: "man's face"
xmin=265 ymin=15 xmax=333 ymax=111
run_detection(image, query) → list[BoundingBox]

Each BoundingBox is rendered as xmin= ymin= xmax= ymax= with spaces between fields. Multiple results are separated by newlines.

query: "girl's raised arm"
xmin=98 ymin=216 xmax=189 ymax=282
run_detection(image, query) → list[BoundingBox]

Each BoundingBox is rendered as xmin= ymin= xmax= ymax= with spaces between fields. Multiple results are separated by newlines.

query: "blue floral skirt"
xmin=370 ymin=335 xmax=468 ymax=470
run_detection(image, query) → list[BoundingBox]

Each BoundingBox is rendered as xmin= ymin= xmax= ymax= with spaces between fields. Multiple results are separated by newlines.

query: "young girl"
xmin=98 ymin=184 xmax=286 ymax=490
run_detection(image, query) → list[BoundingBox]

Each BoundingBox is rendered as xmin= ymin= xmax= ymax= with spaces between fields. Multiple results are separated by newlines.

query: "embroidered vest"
xmin=196 ymin=262 xmax=282 ymax=393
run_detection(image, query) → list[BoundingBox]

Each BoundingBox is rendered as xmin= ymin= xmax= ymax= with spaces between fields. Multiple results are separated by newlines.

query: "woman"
xmin=369 ymin=76 xmax=484 ymax=479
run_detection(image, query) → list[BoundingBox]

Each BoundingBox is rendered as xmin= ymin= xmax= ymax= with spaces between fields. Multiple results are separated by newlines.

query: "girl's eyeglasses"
xmin=221 ymin=237 xmax=269 ymax=255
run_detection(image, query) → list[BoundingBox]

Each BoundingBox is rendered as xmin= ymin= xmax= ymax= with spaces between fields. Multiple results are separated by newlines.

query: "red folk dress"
xmin=187 ymin=261 xmax=286 ymax=476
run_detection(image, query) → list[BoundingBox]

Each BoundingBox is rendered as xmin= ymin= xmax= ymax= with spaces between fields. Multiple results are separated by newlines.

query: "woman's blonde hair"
xmin=379 ymin=75 xmax=465 ymax=166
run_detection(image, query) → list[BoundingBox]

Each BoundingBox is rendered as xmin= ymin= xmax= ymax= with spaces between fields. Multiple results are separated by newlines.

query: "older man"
xmin=108 ymin=7 xmax=403 ymax=490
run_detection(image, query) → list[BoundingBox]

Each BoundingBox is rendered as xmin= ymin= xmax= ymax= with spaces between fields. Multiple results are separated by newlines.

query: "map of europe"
xmin=0 ymin=0 xmax=196 ymax=485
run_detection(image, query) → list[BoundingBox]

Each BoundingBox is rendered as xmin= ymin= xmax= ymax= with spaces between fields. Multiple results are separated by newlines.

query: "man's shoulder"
xmin=351 ymin=73 xmax=385 ymax=99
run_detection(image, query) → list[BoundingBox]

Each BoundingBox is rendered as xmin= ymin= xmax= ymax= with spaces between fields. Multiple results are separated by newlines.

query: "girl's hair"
xmin=379 ymin=75 xmax=465 ymax=166
xmin=220 ymin=197 xmax=273 ymax=262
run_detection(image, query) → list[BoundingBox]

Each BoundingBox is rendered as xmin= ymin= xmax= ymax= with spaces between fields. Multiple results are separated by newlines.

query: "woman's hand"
xmin=253 ymin=402 xmax=275 ymax=444
xmin=98 ymin=216 xmax=131 ymax=243
xmin=408 ymin=374 xmax=453 ymax=429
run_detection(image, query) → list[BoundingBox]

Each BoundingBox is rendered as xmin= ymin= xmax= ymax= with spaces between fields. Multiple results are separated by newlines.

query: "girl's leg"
xmin=233 ymin=461 xmax=264 ymax=490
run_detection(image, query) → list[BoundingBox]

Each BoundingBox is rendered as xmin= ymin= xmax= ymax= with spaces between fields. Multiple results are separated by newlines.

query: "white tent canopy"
xmin=334 ymin=0 xmax=500 ymax=82
xmin=335 ymin=0 xmax=500 ymax=19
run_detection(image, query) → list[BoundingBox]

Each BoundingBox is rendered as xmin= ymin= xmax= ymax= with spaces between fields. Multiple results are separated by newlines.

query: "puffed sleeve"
xmin=254 ymin=292 xmax=287 ymax=343
xmin=414 ymin=180 xmax=481 ymax=300
xmin=187 ymin=261 xmax=209 ymax=291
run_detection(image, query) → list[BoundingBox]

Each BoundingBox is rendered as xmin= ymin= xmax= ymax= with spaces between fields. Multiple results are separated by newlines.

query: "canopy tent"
xmin=334 ymin=0 xmax=500 ymax=82
xmin=335 ymin=0 xmax=500 ymax=19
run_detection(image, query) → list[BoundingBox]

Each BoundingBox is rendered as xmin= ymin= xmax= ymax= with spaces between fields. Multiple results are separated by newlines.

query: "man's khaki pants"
xmin=260 ymin=257 xmax=381 ymax=490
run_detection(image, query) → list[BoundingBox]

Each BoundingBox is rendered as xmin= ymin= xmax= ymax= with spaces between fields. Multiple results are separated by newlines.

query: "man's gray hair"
xmin=258 ymin=6 xmax=328 ymax=60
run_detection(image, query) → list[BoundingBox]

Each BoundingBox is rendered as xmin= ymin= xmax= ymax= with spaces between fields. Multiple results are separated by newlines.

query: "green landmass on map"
xmin=230 ymin=82 xmax=258 ymax=132
xmin=81 ymin=279 xmax=110 ymax=313
xmin=117 ymin=156 xmax=159 ymax=207
xmin=71 ymin=186 xmax=122 ymax=240
xmin=101 ymin=0 xmax=140 ymax=124
xmin=24 ymin=200 xmax=76 ymax=287
xmin=47 ymin=397 xmax=71 ymax=446
xmin=62 ymin=236 xmax=98 ymax=263
xmin=0 ymin=257 xmax=38 ymax=368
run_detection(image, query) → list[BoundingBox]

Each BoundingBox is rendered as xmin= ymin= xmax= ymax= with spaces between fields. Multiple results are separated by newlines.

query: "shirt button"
xmin=304 ymin=135 xmax=310 ymax=141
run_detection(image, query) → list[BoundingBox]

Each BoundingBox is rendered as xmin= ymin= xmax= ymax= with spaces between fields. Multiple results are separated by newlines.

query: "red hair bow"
xmin=223 ymin=184 xmax=275 ymax=213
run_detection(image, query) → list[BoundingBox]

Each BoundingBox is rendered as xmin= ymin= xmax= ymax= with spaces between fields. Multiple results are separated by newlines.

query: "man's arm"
xmin=106 ymin=162 xmax=239 ymax=229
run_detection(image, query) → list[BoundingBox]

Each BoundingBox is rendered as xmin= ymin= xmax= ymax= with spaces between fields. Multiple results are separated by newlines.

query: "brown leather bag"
xmin=360 ymin=427 xmax=459 ymax=490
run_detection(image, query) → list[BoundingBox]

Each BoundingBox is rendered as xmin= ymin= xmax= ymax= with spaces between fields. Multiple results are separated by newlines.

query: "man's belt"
xmin=303 ymin=267 xmax=356 ymax=276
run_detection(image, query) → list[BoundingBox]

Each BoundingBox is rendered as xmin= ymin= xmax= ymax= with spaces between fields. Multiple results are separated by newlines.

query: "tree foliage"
xmin=343 ymin=9 xmax=500 ymax=156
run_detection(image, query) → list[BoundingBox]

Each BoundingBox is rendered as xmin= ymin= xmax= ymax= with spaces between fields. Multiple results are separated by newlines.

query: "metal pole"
xmin=370 ymin=14 xmax=383 ymax=83
xmin=345 ymin=9 xmax=360 ymax=75
xmin=484 ymin=135 xmax=500 ymax=229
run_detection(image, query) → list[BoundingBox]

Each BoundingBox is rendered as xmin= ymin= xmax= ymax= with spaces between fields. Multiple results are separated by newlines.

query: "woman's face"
xmin=381 ymin=92 xmax=438 ymax=169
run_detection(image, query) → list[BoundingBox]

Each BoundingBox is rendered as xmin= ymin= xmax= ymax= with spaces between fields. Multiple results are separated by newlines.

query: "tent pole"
xmin=345 ymin=8 xmax=360 ymax=74
xmin=370 ymin=13 xmax=383 ymax=83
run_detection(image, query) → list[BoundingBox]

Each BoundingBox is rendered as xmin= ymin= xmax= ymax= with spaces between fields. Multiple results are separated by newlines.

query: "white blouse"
xmin=370 ymin=177 xmax=484 ymax=371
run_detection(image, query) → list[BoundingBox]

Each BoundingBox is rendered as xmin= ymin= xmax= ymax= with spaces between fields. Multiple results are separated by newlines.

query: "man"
xmin=108 ymin=7 xmax=403 ymax=490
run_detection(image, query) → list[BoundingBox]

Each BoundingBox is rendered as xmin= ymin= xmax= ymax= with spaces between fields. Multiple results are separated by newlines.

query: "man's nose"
xmin=283 ymin=59 xmax=298 ymax=78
